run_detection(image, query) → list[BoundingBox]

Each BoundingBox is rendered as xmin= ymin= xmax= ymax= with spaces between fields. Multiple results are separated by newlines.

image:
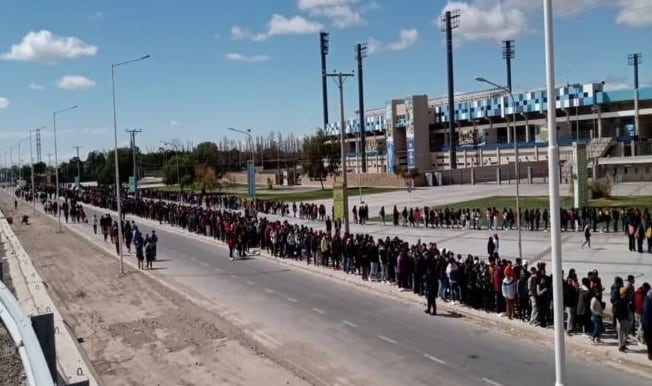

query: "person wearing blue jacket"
xmin=643 ymin=289 xmax=652 ymax=361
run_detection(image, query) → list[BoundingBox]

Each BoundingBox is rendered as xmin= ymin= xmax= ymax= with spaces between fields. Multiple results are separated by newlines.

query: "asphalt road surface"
xmin=74 ymin=205 xmax=650 ymax=386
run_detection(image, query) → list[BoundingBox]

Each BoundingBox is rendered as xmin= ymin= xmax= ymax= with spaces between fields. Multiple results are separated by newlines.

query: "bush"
xmin=588 ymin=176 xmax=613 ymax=199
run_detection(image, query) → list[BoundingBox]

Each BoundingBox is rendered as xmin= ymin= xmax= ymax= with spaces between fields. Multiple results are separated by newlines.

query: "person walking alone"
xmin=582 ymin=222 xmax=592 ymax=249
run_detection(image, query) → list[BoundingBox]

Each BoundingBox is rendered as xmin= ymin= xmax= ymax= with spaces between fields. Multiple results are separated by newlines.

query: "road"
xmin=66 ymin=203 xmax=650 ymax=386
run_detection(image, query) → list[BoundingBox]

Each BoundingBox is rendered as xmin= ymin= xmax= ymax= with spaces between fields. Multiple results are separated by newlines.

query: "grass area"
xmin=441 ymin=195 xmax=652 ymax=210
xmin=252 ymin=187 xmax=400 ymax=202
xmin=146 ymin=184 xmax=399 ymax=202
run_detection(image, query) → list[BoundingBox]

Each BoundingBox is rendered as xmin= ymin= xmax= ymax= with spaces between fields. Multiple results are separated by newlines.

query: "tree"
xmin=194 ymin=164 xmax=219 ymax=204
xmin=95 ymin=148 xmax=132 ymax=185
xmin=301 ymin=129 xmax=340 ymax=190
xmin=162 ymin=154 xmax=194 ymax=190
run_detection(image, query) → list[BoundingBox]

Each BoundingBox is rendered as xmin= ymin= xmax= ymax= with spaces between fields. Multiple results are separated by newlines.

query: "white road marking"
xmin=264 ymin=288 xmax=275 ymax=294
xmin=311 ymin=307 xmax=325 ymax=315
xmin=199 ymin=261 xmax=209 ymax=267
xmin=246 ymin=280 xmax=255 ymax=285
xmin=286 ymin=297 xmax=298 ymax=303
xmin=230 ymin=274 xmax=238 ymax=278
xmin=424 ymin=354 xmax=446 ymax=365
xmin=378 ymin=335 xmax=397 ymax=344
xmin=482 ymin=378 xmax=504 ymax=386
xmin=189 ymin=257 xmax=197 ymax=262
xmin=341 ymin=320 xmax=358 ymax=328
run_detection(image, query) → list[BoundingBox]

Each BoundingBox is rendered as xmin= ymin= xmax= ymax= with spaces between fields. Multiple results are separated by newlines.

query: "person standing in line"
xmin=614 ymin=286 xmax=632 ymax=352
xmin=92 ymin=214 xmax=98 ymax=234
xmin=424 ymin=265 xmax=438 ymax=316
xmin=590 ymin=288 xmax=604 ymax=344
xmin=642 ymin=289 xmax=652 ymax=360
xmin=582 ymin=222 xmax=591 ymax=249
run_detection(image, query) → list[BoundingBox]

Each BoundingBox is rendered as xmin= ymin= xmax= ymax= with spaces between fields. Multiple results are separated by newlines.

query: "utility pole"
xmin=326 ymin=70 xmax=354 ymax=235
xmin=320 ymin=32 xmax=330 ymax=131
xmin=441 ymin=10 xmax=460 ymax=169
xmin=72 ymin=145 xmax=82 ymax=188
xmin=502 ymin=40 xmax=515 ymax=93
xmin=356 ymin=42 xmax=367 ymax=173
xmin=46 ymin=153 xmax=53 ymax=185
xmin=126 ymin=129 xmax=142 ymax=198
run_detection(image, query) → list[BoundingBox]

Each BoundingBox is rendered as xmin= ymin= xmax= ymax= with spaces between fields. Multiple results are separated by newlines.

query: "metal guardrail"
xmin=0 ymin=280 xmax=55 ymax=386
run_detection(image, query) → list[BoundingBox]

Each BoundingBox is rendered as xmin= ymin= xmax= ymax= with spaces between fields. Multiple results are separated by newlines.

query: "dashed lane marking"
xmin=230 ymin=274 xmax=238 ymax=278
xmin=378 ymin=335 xmax=397 ymax=345
xmin=245 ymin=280 xmax=255 ymax=285
xmin=311 ymin=307 xmax=325 ymax=315
xmin=481 ymin=378 xmax=504 ymax=386
xmin=424 ymin=354 xmax=446 ymax=365
xmin=264 ymin=288 xmax=275 ymax=294
xmin=286 ymin=297 xmax=298 ymax=303
xmin=341 ymin=320 xmax=358 ymax=328
xmin=199 ymin=261 xmax=209 ymax=267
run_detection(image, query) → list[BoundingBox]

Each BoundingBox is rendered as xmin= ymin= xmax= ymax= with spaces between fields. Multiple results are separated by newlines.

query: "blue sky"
xmin=0 ymin=0 xmax=651 ymax=162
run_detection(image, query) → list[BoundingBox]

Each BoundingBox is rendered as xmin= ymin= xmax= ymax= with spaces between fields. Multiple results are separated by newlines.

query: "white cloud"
xmin=439 ymin=2 xmax=529 ymax=42
xmin=90 ymin=11 xmax=104 ymax=20
xmin=615 ymin=0 xmax=652 ymax=27
xmin=170 ymin=120 xmax=178 ymax=127
xmin=232 ymin=14 xmax=323 ymax=41
xmin=57 ymin=75 xmax=96 ymax=90
xmin=298 ymin=0 xmax=364 ymax=28
xmin=225 ymin=52 xmax=270 ymax=63
xmin=80 ymin=127 xmax=107 ymax=135
xmin=0 ymin=97 xmax=9 ymax=109
xmin=1 ymin=30 xmax=97 ymax=64
xmin=439 ymin=0 xmax=650 ymax=43
xmin=367 ymin=29 xmax=419 ymax=54
xmin=29 ymin=82 xmax=44 ymax=90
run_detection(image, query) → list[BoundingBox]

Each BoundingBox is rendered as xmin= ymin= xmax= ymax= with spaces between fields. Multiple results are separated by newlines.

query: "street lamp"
xmin=29 ymin=126 xmax=47 ymax=212
xmin=543 ymin=0 xmax=566 ymax=384
xmin=53 ymin=105 xmax=78 ymax=232
xmin=228 ymin=128 xmax=256 ymax=200
xmin=112 ymin=54 xmax=150 ymax=274
xmin=475 ymin=76 xmax=522 ymax=261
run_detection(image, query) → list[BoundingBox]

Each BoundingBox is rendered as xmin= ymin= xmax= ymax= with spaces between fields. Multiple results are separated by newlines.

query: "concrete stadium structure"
xmin=326 ymin=82 xmax=652 ymax=184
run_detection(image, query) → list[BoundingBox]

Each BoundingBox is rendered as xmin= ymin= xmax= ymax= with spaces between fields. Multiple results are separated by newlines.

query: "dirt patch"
xmin=0 ymin=196 xmax=308 ymax=386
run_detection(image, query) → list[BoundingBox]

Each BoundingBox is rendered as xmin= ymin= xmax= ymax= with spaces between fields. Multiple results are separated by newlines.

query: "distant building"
xmin=325 ymin=82 xmax=652 ymax=182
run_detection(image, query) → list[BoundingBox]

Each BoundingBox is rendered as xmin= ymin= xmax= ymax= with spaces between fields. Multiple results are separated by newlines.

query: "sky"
xmin=0 ymin=0 xmax=651 ymax=163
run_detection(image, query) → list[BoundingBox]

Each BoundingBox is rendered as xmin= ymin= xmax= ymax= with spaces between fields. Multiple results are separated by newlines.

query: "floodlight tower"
xmin=628 ymin=52 xmax=642 ymax=147
xmin=320 ymin=32 xmax=330 ymax=131
xmin=441 ymin=10 xmax=460 ymax=169
xmin=356 ymin=42 xmax=368 ymax=173
xmin=502 ymin=40 xmax=515 ymax=92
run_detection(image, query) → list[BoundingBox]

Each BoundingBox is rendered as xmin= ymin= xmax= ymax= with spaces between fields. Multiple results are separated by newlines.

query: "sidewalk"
xmin=72 ymin=198 xmax=652 ymax=379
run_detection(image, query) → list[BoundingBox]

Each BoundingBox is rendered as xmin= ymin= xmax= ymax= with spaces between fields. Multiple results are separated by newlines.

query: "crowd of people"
xmin=16 ymin=185 xmax=652 ymax=360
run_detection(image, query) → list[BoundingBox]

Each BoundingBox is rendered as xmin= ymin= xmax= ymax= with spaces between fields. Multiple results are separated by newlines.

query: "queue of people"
xmin=21 ymin=185 xmax=652 ymax=361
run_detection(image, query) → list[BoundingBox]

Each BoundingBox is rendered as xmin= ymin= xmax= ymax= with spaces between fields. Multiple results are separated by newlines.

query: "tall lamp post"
xmin=228 ymin=128 xmax=255 ymax=200
xmin=29 ymin=126 xmax=47 ymax=212
xmin=475 ymin=76 xmax=522 ymax=261
xmin=543 ymin=0 xmax=566 ymax=384
xmin=112 ymin=54 xmax=150 ymax=274
xmin=53 ymin=105 xmax=78 ymax=232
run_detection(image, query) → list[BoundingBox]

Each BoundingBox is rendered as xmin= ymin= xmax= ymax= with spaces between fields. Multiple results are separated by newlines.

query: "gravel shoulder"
xmin=1 ymin=239 xmax=26 ymax=386
xmin=0 ymin=196 xmax=308 ymax=386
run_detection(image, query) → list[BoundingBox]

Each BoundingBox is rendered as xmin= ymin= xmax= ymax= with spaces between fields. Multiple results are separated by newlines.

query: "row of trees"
xmin=1 ymin=129 xmax=348 ymax=192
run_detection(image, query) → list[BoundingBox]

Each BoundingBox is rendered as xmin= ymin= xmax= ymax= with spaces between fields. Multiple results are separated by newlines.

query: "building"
xmin=325 ymin=82 xmax=652 ymax=182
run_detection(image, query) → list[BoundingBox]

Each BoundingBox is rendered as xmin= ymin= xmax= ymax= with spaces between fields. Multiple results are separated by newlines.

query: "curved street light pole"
xmin=228 ymin=128 xmax=255 ymax=200
xmin=53 ymin=106 xmax=78 ymax=232
xmin=112 ymin=54 xmax=150 ymax=274
xmin=474 ymin=76 xmax=522 ymax=261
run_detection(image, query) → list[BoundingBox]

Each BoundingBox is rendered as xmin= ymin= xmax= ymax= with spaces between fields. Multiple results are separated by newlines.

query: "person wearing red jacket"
xmin=634 ymin=283 xmax=651 ymax=344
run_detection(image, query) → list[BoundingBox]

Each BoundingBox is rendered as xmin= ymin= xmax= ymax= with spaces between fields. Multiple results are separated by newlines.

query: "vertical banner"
xmin=385 ymin=102 xmax=395 ymax=175
xmin=128 ymin=176 xmax=135 ymax=194
xmin=573 ymin=143 xmax=588 ymax=208
xmin=247 ymin=160 xmax=255 ymax=198
xmin=332 ymin=180 xmax=344 ymax=223
xmin=405 ymin=97 xmax=416 ymax=171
